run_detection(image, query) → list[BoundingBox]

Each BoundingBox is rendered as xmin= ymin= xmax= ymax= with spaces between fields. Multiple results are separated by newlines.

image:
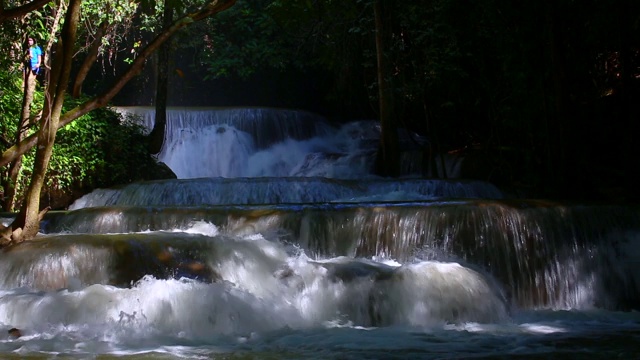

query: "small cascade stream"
xmin=1 ymin=107 xmax=639 ymax=359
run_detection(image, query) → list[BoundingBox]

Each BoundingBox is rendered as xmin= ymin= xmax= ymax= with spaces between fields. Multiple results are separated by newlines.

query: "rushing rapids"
xmin=1 ymin=107 xmax=639 ymax=358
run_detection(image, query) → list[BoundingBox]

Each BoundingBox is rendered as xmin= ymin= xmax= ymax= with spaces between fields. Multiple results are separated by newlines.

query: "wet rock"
xmin=8 ymin=328 xmax=21 ymax=339
xmin=142 ymin=160 xmax=177 ymax=181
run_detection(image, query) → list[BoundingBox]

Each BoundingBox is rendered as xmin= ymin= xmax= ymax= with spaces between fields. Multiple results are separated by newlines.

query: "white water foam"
xmin=0 ymin=233 xmax=511 ymax=352
xmin=1 ymin=226 xmax=639 ymax=358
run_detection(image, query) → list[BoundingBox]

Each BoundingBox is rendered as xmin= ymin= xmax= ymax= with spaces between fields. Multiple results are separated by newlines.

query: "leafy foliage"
xmin=1 ymin=82 xmax=156 ymax=210
xmin=77 ymin=0 xmax=139 ymax=66
xmin=195 ymin=0 xmax=640 ymax=199
xmin=50 ymin=103 xmax=153 ymax=188
xmin=0 ymin=71 xmax=23 ymax=149
xmin=16 ymin=101 xmax=155 ymax=208
xmin=194 ymin=0 xmax=303 ymax=79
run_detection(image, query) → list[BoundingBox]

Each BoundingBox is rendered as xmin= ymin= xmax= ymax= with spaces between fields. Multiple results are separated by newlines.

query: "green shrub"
xmin=50 ymin=105 xmax=153 ymax=185
xmin=2 ymin=86 xmax=158 ymax=210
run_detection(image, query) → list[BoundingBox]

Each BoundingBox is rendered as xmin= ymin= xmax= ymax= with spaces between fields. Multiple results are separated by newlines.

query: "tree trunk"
xmin=149 ymin=0 xmax=175 ymax=155
xmin=373 ymin=0 xmax=400 ymax=177
xmin=2 ymin=57 xmax=37 ymax=212
xmin=544 ymin=0 xmax=568 ymax=196
xmin=0 ymin=0 xmax=82 ymax=246
xmin=2 ymin=2 xmax=64 ymax=211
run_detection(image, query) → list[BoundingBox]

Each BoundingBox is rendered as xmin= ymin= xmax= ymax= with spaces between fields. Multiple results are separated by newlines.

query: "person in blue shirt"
xmin=26 ymin=37 xmax=42 ymax=76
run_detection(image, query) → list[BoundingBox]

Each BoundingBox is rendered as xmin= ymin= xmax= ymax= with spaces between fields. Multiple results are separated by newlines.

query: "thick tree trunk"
xmin=373 ymin=0 xmax=400 ymax=177
xmin=2 ymin=62 xmax=37 ymax=212
xmin=0 ymin=0 xmax=82 ymax=246
xmin=149 ymin=0 xmax=175 ymax=155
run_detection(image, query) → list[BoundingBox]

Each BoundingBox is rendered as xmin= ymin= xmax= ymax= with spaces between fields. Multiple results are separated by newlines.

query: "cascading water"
xmin=1 ymin=107 xmax=639 ymax=359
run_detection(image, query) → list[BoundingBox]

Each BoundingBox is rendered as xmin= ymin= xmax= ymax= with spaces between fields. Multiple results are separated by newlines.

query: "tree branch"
xmin=72 ymin=21 xmax=109 ymax=98
xmin=0 ymin=0 xmax=50 ymax=23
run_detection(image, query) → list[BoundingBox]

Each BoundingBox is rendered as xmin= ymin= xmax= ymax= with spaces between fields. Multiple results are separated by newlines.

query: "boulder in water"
xmin=7 ymin=328 xmax=21 ymax=339
xmin=142 ymin=160 xmax=177 ymax=181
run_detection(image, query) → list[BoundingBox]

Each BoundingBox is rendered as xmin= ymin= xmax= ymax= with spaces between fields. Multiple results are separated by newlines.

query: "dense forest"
xmin=211 ymin=0 xmax=640 ymax=203
xmin=105 ymin=0 xmax=640 ymax=202
xmin=1 ymin=0 xmax=639 ymax=244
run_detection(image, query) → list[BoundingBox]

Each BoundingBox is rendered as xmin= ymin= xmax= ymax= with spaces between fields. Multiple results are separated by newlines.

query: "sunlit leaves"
xmin=80 ymin=0 xmax=138 ymax=26
xmin=78 ymin=0 xmax=139 ymax=60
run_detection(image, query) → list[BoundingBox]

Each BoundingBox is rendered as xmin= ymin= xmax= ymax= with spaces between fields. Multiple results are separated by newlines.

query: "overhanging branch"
xmin=0 ymin=0 xmax=51 ymax=23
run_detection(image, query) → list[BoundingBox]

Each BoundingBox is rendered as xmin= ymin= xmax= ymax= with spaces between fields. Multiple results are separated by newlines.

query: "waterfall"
xmin=1 ymin=107 xmax=638 ymax=358
xmin=43 ymin=200 xmax=640 ymax=310
xmin=68 ymin=178 xmax=504 ymax=209
xmin=116 ymin=107 xmax=453 ymax=179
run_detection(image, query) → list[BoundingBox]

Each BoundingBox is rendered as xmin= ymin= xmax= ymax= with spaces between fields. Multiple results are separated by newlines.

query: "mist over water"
xmin=1 ymin=107 xmax=639 ymax=358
